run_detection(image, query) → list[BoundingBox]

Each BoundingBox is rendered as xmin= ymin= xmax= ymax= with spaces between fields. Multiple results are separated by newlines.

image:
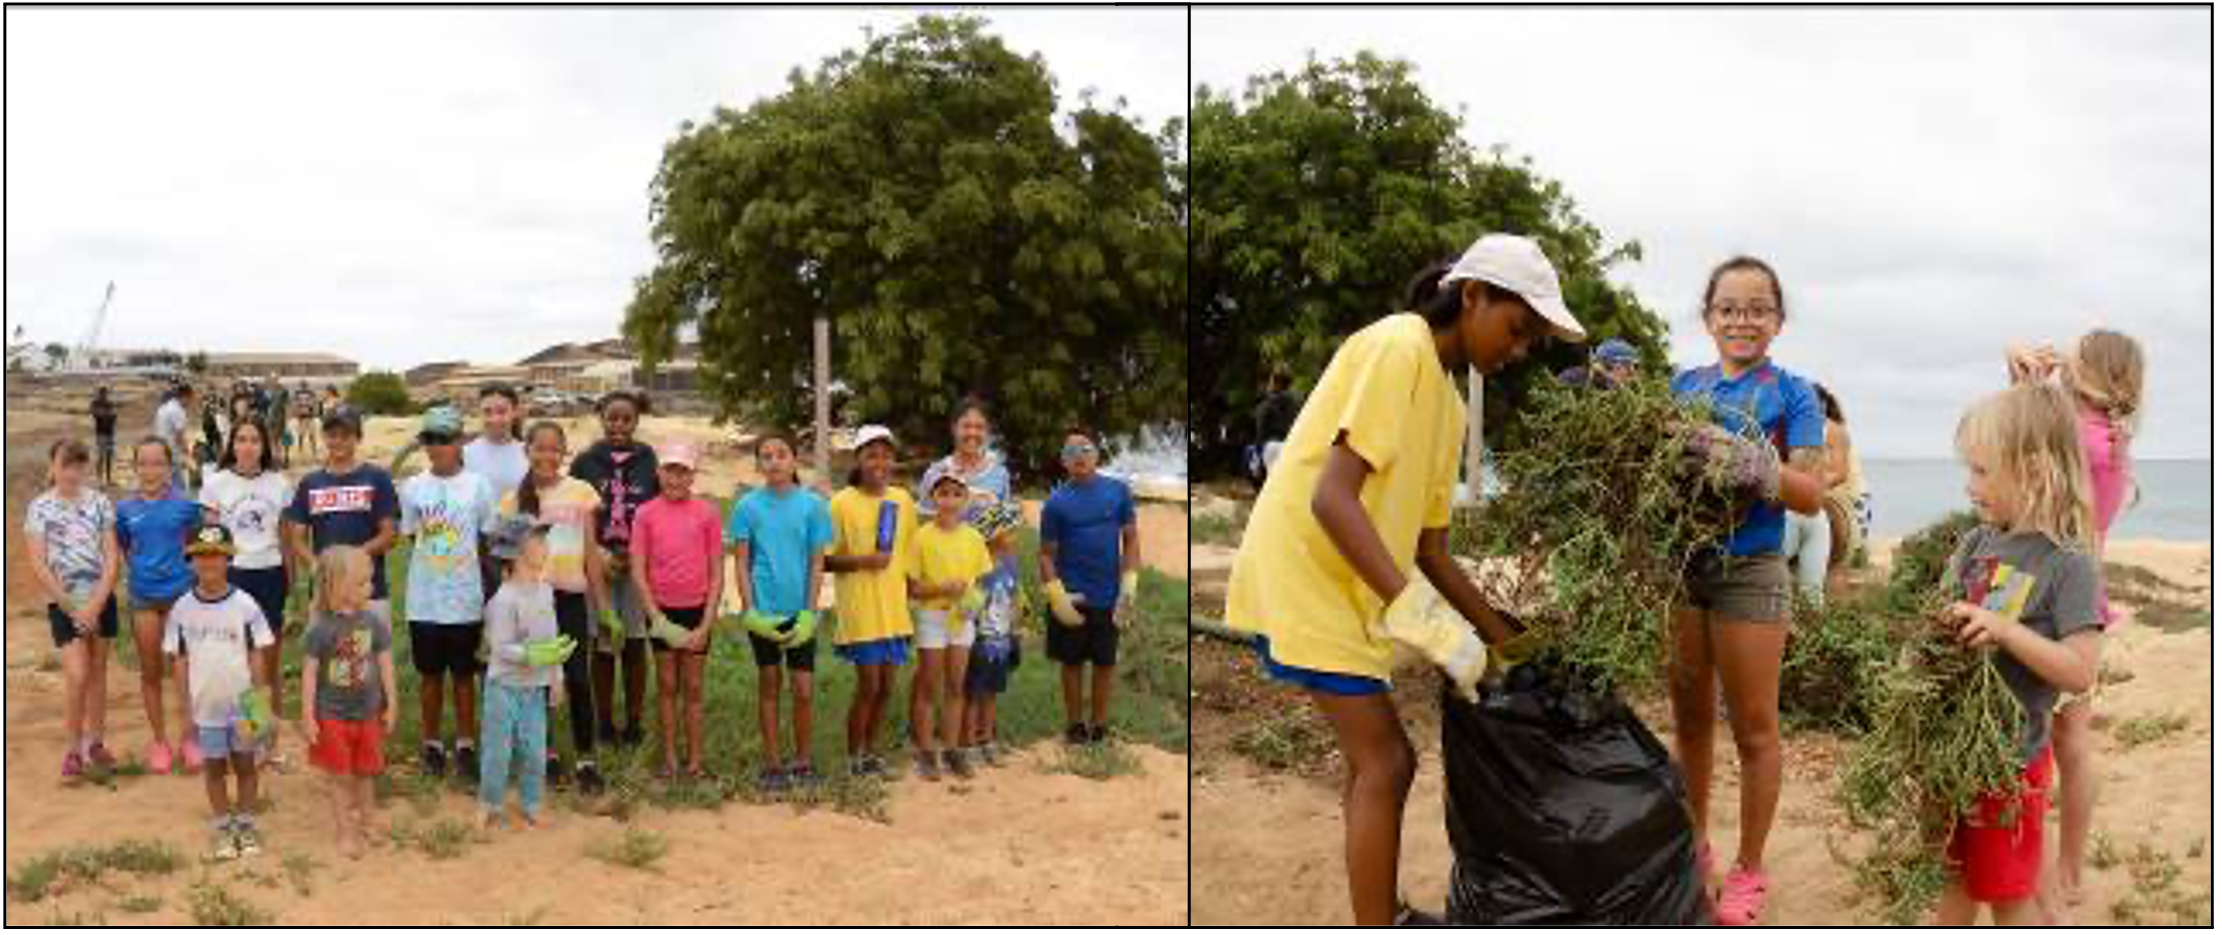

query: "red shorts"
xmin=1947 ymin=744 xmax=2054 ymax=901
xmin=309 ymin=718 xmax=387 ymax=777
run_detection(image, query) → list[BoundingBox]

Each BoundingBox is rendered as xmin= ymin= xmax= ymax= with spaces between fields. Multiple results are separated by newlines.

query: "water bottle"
xmin=876 ymin=500 xmax=898 ymax=553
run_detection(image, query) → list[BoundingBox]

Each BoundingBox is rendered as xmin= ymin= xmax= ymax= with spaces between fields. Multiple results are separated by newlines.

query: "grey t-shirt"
xmin=485 ymin=580 xmax=558 ymax=689
xmin=303 ymin=610 xmax=393 ymax=722
xmin=1944 ymin=526 xmax=2102 ymax=763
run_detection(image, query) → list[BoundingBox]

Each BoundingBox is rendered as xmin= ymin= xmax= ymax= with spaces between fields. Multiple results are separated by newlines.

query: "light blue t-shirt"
xmin=116 ymin=488 xmax=200 ymax=603
xmin=1670 ymin=360 xmax=1825 ymax=557
xmin=399 ymin=470 xmax=499 ymax=624
xmin=724 ymin=485 xmax=834 ymax=617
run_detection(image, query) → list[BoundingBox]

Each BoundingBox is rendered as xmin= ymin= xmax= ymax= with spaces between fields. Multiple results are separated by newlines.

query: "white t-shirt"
xmin=463 ymin=437 xmax=530 ymax=505
xmin=200 ymin=469 xmax=295 ymax=570
xmin=154 ymin=399 xmax=190 ymax=451
xmin=163 ymin=587 xmax=275 ymax=727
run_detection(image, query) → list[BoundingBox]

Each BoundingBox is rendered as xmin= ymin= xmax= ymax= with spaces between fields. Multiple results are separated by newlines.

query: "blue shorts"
xmin=1254 ymin=634 xmax=1389 ymax=696
xmin=196 ymin=722 xmax=261 ymax=760
xmin=835 ymin=636 xmax=912 ymax=667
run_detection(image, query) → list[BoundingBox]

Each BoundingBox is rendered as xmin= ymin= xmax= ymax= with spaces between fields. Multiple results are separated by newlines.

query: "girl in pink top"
xmin=2006 ymin=329 xmax=2143 ymax=919
xmin=627 ymin=442 xmax=724 ymax=780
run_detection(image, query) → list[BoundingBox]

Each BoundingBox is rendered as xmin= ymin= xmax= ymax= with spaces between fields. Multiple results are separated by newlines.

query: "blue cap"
xmin=1593 ymin=339 xmax=1638 ymax=366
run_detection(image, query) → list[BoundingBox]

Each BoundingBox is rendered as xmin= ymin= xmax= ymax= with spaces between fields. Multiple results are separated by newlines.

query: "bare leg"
xmin=2053 ymin=696 xmax=2099 ymax=905
xmin=943 ymin=650 xmax=971 ymax=753
xmin=656 ymin=649 xmax=680 ymax=771
xmin=331 ymin=774 xmax=360 ymax=858
xmin=235 ymin=756 xmax=260 ymax=813
xmin=133 ymin=608 xmax=169 ymax=749
xmin=1309 ymin=690 xmax=1416 ymax=926
xmin=844 ymin=665 xmax=871 ymax=757
xmin=1667 ymin=606 xmax=1715 ymax=841
xmin=86 ymin=637 xmax=110 ymax=746
xmin=1712 ymin=619 xmax=1788 ymax=871
xmin=1932 ymin=876 xmax=1979 ymax=925
xmin=420 ymin=675 xmax=447 ymax=749
xmin=61 ymin=637 xmax=90 ymax=755
xmin=910 ymin=648 xmax=942 ymax=753
xmin=756 ymin=666 xmax=784 ymax=765
xmin=1060 ymin=664 xmax=1084 ymax=726
xmin=682 ymin=652 xmax=706 ymax=771
xmin=453 ymin=672 xmax=478 ymax=748
xmin=790 ymin=672 xmax=814 ymax=764
xmin=204 ymin=758 xmax=233 ymax=816
xmin=1090 ymin=662 xmax=1116 ymax=729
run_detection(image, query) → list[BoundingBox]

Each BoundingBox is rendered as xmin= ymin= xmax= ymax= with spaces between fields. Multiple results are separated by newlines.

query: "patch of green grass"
xmin=585 ymin=827 xmax=668 ymax=872
xmin=114 ymin=892 xmax=164 ymax=915
xmin=1046 ymin=741 xmax=1141 ymax=780
xmin=2091 ymin=831 xmax=2124 ymax=870
xmin=2108 ymin=840 xmax=2209 ymax=925
xmin=6 ymin=838 xmax=185 ymax=903
xmin=779 ymin=772 xmax=893 ymax=824
xmin=387 ymin=816 xmax=484 ymax=861
xmin=43 ymin=905 xmax=108 ymax=926
xmin=186 ymin=880 xmax=273 ymax=926
xmin=1229 ymin=711 xmax=1335 ymax=772
xmin=2114 ymin=711 xmax=2192 ymax=749
xmin=2103 ymin=561 xmax=2212 ymax=633
xmin=1189 ymin=504 xmax=1249 ymax=548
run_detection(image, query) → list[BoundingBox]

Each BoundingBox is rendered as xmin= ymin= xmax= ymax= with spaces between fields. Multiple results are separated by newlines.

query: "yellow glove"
xmin=1373 ymin=578 xmax=1488 ymax=704
xmin=1044 ymin=580 xmax=1085 ymax=628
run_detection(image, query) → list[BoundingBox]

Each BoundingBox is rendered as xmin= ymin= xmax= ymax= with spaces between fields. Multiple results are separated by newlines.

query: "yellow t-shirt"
xmin=828 ymin=485 xmax=920 ymax=645
xmin=499 ymin=478 xmax=602 ymax=595
xmin=911 ymin=521 xmax=994 ymax=611
xmin=1224 ymin=313 xmax=1467 ymax=680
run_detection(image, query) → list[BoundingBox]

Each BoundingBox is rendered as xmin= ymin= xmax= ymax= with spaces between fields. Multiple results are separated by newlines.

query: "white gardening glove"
xmin=1373 ymin=578 xmax=1488 ymax=704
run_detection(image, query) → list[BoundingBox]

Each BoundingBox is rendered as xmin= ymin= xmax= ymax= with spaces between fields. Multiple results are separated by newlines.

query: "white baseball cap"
xmin=851 ymin=424 xmax=897 ymax=453
xmin=1443 ymin=234 xmax=1587 ymax=341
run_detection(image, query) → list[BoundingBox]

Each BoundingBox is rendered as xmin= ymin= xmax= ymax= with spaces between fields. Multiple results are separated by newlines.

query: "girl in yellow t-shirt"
xmin=1224 ymin=234 xmax=1586 ymax=926
xmin=826 ymin=426 xmax=918 ymax=779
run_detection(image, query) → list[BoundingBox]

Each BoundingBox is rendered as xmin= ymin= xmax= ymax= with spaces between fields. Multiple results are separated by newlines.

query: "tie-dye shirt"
xmin=399 ymin=470 xmax=500 ymax=624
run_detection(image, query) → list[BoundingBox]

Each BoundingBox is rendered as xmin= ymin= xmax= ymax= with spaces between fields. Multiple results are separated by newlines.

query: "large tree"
xmin=625 ymin=15 xmax=1186 ymax=479
xmin=1192 ymin=52 xmax=1665 ymax=476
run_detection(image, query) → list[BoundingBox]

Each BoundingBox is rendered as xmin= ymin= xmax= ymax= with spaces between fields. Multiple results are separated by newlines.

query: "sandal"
xmin=1715 ymin=866 xmax=1771 ymax=926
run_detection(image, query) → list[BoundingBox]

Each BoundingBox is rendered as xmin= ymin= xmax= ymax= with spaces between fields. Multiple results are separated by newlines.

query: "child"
xmin=479 ymin=518 xmax=576 ymax=828
xmin=569 ymin=390 xmax=659 ymax=747
xmin=1933 ymin=382 xmax=2104 ymax=926
xmin=726 ymin=433 xmax=834 ymax=792
xmin=907 ymin=473 xmax=993 ymax=780
xmin=2005 ymin=330 xmax=2144 ymax=915
xmin=504 ymin=420 xmax=614 ymax=795
xmin=1038 ymin=428 xmax=1142 ymax=746
xmin=25 ymin=440 xmax=122 ymax=779
xmin=118 ymin=436 xmax=204 ymax=774
xmin=961 ymin=502 xmax=1025 ymax=766
xmin=1224 ymin=235 xmax=1583 ymax=925
xmin=164 ymin=522 xmax=278 ymax=860
xmin=284 ymin=405 xmax=399 ymax=619
xmin=299 ymin=545 xmax=396 ymax=859
xmin=1666 ymin=255 xmax=1829 ymax=924
xmin=826 ymin=425 xmax=919 ymax=779
xmin=396 ymin=406 xmax=500 ymax=783
xmin=628 ymin=441 xmax=723 ymax=780
xmin=200 ymin=420 xmax=297 ymax=764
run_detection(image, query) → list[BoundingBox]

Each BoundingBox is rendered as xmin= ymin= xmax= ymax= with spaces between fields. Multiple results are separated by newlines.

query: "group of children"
xmin=27 ymin=384 xmax=1146 ymax=861
xmin=1225 ymin=232 xmax=2149 ymax=926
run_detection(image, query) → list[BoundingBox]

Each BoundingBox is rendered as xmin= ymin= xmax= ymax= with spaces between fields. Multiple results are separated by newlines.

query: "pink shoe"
xmin=145 ymin=740 xmax=175 ymax=775
xmin=61 ymin=751 xmax=85 ymax=781
xmin=1715 ymin=866 xmax=1771 ymax=926
xmin=181 ymin=737 xmax=205 ymax=770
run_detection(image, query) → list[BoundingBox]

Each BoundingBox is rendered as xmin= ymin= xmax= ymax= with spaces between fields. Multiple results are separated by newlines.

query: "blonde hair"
xmin=1955 ymin=383 xmax=2095 ymax=552
xmin=2064 ymin=329 xmax=2144 ymax=450
xmin=315 ymin=545 xmax=373 ymax=615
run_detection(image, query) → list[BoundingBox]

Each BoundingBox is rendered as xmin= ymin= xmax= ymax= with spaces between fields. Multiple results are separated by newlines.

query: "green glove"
xmin=240 ymin=686 xmax=276 ymax=740
xmin=958 ymin=585 xmax=986 ymax=617
xmin=781 ymin=610 xmax=817 ymax=649
xmin=740 ymin=610 xmax=786 ymax=642
xmin=523 ymin=636 xmax=575 ymax=668
xmin=599 ymin=608 xmax=627 ymax=648
xmin=647 ymin=613 xmax=695 ymax=649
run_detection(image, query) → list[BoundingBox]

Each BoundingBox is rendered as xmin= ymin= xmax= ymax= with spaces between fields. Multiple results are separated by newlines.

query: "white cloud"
xmin=1194 ymin=7 xmax=2211 ymax=458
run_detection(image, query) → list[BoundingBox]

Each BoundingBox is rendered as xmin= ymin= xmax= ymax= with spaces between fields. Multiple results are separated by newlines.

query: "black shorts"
xmin=1045 ymin=606 xmax=1119 ymax=668
xmin=48 ymin=599 xmax=120 ymax=648
xmin=651 ymin=605 xmax=710 ymax=656
xmin=409 ymin=621 xmax=485 ymax=677
xmin=228 ymin=566 xmax=288 ymax=636
xmin=965 ymin=635 xmax=1018 ymax=695
xmin=747 ymin=616 xmax=817 ymax=671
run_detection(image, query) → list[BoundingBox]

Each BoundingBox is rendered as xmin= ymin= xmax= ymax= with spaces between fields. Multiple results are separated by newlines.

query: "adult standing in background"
xmin=153 ymin=384 xmax=196 ymax=494
xmin=90 ymin=386 xmax=119 ymax=487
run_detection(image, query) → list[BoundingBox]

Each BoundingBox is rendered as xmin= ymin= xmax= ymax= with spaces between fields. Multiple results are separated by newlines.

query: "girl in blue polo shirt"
xmin=1666 ymin=256 xmax=1828 ymax=925
xmin=117 ymin=437 xmax=206 ymax=776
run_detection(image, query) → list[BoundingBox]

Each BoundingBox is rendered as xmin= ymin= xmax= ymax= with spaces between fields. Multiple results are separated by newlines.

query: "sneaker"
xmin=62 ymin=750 xmax=85 ymax=781
xmin=976 ymin=744 xmax=1002 ymax=769
xmin=86 ymin=742 xmax=117 ymax=772
xmin=575 ymin=762 xmax=606 ymax=796
xmin=942 ymin=748 xmax=974 ymax=780
xmin=455 ymin=744 xmax=480 ymax=784
xmin=146 ymin=740 xmax=175 ymax=776
xmin=181 ymin=737 xmax=206 ymax=770
xmin=1088 ymin=724 xmax=1111 ymax=745
xmin=757 ymin=768 xmax=792 ymax=795
xmin=914 ymin=751 xmax=941 ymax=783
xmin=548 ymin=756 xmax=572 ymax=790
xmin=211 ymin=828 xmax=241 ymax=861
xmin=1715 ymin=866 xmax=1771 ymax=926
xmin=1063 ymin=723 xmax=1088 ymax=746
xmin=234 ymin=821 xmax=263 ymax=857
xmin=421 ymin=743 xmax=448 ymax=778
xmin=848 ymin=759 xmax=870 ymax=779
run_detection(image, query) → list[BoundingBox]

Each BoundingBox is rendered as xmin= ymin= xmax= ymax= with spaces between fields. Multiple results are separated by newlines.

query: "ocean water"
xmin=1864 ymin=458 xmax=2212 ymax=542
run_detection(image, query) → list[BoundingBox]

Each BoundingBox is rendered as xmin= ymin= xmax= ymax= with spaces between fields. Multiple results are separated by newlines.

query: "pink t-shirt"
xmin=2079 ymin=405 xmax=2130 ymax=627
xmin=630 ymin=496 xmax=723 ymax=609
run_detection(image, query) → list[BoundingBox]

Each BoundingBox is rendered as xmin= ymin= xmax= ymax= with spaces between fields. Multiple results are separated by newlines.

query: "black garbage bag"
xmin=1440 ymin=665 xmax=1711 ymax=926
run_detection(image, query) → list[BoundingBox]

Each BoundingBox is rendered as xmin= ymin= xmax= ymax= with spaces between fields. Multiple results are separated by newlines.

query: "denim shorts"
xmin=197 ymin=722 xmax=261 ymax=760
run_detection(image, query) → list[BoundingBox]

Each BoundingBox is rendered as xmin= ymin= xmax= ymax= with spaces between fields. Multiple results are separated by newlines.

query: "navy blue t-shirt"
xmin=285 ymin=464 xmax=401 ymax=599
xmin=1040 ymin=475 xmax=1137 ymax=608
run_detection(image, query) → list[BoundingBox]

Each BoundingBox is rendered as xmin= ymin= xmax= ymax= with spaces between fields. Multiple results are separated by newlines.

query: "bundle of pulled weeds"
xmin=1447 ymin=378 xmax=1743 ymax=695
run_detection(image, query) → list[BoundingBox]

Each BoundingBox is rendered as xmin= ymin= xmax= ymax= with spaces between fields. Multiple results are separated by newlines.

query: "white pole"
xmin=814 ymin=314 xmax=832 ymax=491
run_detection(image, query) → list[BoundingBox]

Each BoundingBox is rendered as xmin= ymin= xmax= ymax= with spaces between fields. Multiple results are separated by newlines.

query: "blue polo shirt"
xmin=1671 ymin=360 xmax=1824 ymax=556
xmin=1041 ymin=474 xmax=1137 ymax=608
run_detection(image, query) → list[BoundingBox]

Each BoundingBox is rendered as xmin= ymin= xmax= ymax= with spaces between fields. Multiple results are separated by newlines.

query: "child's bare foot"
xmin=337 ymin=832 xmax=363 ymax=860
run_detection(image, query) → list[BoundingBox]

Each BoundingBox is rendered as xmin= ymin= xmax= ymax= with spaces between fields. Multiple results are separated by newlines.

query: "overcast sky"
xmin=1195 ymin=8 xmax=2211 ymax=459
xmin=5 ymin=7 xmax=1185 ymax=371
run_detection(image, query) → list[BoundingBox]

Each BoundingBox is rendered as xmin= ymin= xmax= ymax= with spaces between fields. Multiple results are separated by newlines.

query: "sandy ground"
xmin=1190 ymin=531 xmax=2213 ymax=926
xmin=3 ymin=396 xmax=1189 ymax=926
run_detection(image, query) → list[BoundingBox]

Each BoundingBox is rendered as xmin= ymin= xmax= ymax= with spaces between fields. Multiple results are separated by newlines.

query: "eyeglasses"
xmin=1707 ymin=304 xmax=1780 ymax=324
